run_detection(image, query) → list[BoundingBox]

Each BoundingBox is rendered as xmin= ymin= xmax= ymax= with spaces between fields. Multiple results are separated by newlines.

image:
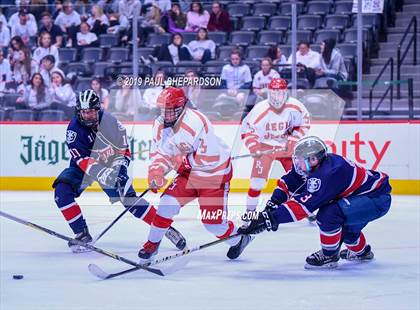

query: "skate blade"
xmin=304 ymin=261 xmax=338 ymax=270
xmin=70 ymin=245 xmax=92 ymax=253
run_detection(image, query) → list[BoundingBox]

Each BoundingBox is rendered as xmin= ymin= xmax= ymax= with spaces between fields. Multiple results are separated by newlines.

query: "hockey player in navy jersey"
xmin=238 ymin=136 xmax=392 ymax=269
xmin=53 ymin=89 xmax=186 ymax=253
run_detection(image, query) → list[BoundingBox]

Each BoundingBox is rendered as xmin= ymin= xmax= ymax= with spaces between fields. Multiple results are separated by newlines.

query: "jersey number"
xmin=69 ymin=148 xmax=81 ymax=159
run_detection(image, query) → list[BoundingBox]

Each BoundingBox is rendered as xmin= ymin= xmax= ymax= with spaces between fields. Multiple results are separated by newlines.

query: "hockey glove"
xmin=176 ymin=155 xmax=192 ymax=176
xmin=237 ymin=208 xmax=279 ymax=235
xmin=148 ymin=166 xmax=168 ymax=193
xmin=97 ymin=167 xmax=126 ymax=188
xmin=249 ymin=143 xmax=262 ymax=158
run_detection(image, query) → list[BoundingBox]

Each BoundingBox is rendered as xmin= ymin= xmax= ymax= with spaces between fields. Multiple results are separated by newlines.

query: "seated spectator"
xmin=39 ymin=55 xmax=57 ymax=88
xmin=150 ymin=32 xmax=192 ymax=65
xmin=0 ymin=20 xmax=11 ymax=49
xmin=38 ymin=12 xmax=63 ymax=48
xmin=287 ymin=41 xmax=321 ymax=86
xmin=188 ymin=27 xmax=215 ymax=64
xmin=91 ymin=78 xmax=110 ymax=110
xmin=107 ymin=13 xmax=130 ymax=39
xmin=33 ymin=32 xmax=60 ymax=66
xmin=144 ymin=0 xmax=171 ymax=13
xmin=11 ymin=9 xmax=37 ymax=46
xmin=253 ymin=58 xmax=280 ymax=101
xmin=7 ymin=7 xmax=37 ymax=29
xmin=118 ymin=0 xmax=141 ymax=20
xmin=115 ymin=83 xmax=143 ymax=119
xmin=183 ymin=69 xmax=200 ymax=107
xmin=219 ymin=48 xmax=252 ymax=105
xmin=50 ymin=69 xmax=76 ymax=119
xmin=143 ymin=70 xmax=165 ymax=108
xmin=54 ymin=1 xmax=81 ymax=47
xmin=207 ymin=1 xmax=232 ymax=33
xmin=185 ymin=1 xmax=209 ymax=32
xmin=266 ymin=45 xmax=287 ymax=70
xmin=164 ymin=3 xmax=187 ymax=33
xmin=76 ymin=22 xmax=99 ymax=48
xmin=137 ymin=5 xmax=165 ymax=45
xmin=0 ymin=8 xmax=7 ymax=26
xmin=87 ymin=5 xmax=109 ymax=36
xmin=0 ymin=49 xmax=13 ymax=93
xmin=315 ymin=38 xmax=348 ymax=87
xmin=10 ymin=47 xmax=38 ymax=87
xmin=16 ymin=73 xmax=52 ymax=118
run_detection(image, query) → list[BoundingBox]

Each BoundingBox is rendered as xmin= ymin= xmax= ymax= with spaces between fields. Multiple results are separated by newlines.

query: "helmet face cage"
xmin=161 ymin=105 xmax=185 ymax=127
xmin=76 ymin=89 xmax=101 ymax=128
xmin=268 ymin=88 xmax=288 ymax=109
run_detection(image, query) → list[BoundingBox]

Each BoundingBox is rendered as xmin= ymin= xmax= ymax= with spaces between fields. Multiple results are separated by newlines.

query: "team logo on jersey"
xmin=307 ymin=178 xmax=321 ymax=193
xmin=66 ymin=130 xmax=77 ymax=144
xmin=117 ymin=120 xmax=125 ymax=132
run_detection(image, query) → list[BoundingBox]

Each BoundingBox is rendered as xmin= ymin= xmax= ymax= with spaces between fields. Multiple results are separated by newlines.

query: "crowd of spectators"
xmin=0 ymin=0 xmax=351 ymax=121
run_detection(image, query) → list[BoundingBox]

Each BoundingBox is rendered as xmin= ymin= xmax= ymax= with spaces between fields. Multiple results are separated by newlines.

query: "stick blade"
xmin=88 ymin=263 xmax=110 ymax=280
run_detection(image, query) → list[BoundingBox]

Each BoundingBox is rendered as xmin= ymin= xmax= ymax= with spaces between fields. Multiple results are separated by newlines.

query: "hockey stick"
xmin=231 ymin=147 xmax=285 ymax=160
xmin=0 ymin=210 xmax=171 ymax=277
xmin=90 ymin=187 xmax=151 ymax=245
xmin=88 ymin=233 xmax=242 ymax=280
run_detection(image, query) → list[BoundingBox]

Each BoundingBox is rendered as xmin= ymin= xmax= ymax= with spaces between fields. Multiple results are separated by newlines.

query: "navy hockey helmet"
xmin=76 ymin=89 xmax=101 ymax=127
xmin=292 ymin=136 xmax=328 ymax=175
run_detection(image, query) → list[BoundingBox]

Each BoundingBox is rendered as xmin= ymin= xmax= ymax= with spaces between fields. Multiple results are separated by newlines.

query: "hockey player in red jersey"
xmin=241 ymin=78 xmax=310 ymax=225
xmin=239 ymin=136 xmax=392 ymax=269
xmin=138 ymin=87 xmax=253 ymax=261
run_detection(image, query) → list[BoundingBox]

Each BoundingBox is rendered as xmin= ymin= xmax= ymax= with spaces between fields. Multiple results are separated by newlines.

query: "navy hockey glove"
xmin=97 ymin=167 xmax=129 ymax=188
xmin=237 ymin=208 xmax=279 ymax=235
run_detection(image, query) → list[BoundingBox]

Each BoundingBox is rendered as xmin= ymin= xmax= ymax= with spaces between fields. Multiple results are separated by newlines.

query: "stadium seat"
xmin=337 ymin=43 xmax=357 ymax=58
xmin=76 ymin=78 xmax=93 ymax=92
xmin=324 ymin=14 xmax=350 ymax=30
xmin=213 ymin=98 xmax=240 ymax=118
xmin=204 ymin=60 xmax=226 ymax=75
xmin=138 ymin=47 xmax=155 ymax=59
xmin=280 ymin=2 xmax=304 ymax=16
xmin=218 ymin=45 xmax=242 ymax=60
xmin=175 ymin=61 xmax=202 ymax=74
xmin=39 ymin=110 xmax=65 ymax=121
xmin=182 ymin=32 xmax=197 ymax=45
xmin=0 ymin=109 xmax=5 ymax=121
xmin=258 ymin=31 xmax=284 ymax=45
xmin=268 ymin=16 xmax=291 ymax=31
xmin=253 ymin=3 xmax=278 ymax=17
xmin=227 ymin=3 xmax=251 ymax=18
xmin=107 ymin=48 xmax=129 ymax=63
xmin=99 ymin=34 xmax=119 ymax=48
xmin=81 ymin=48 xmax=102 ymax=63
xmin=241 ymin=16 xmax=266 ymax=31
xmin=11 ymin=110 xmax=34 ymax=121
xmin=314 ymin=29 xmax=342 ymax=44
xmin=3 ymin=94 xmax=20 ymax=107
xmin=230 ymin=17 xmax=240 ymax=31
xmin=147 ymin=33 xmax=171 ymax=47
xmin=343 ymin=28 xmax=369 ymax=43
xmin=229 ymin=31 xmax=255 ymax=46
xmin=208 ymin=32 xmax=228 ymax=46
xmin=92 ymin=62 xmax=109 ymax=78
xmin=297 ymin=15 xmax=323 ymax=31
xmin=66 ymin=62 xmax=90 ymax=76
xmin=351 ymin=14 xmax=382 ymax=31
xmin=58 ymin=48 xmax=77 ymax=64
xmin=306 ymin=1 xmax=333 ymax=16
xmin=334 ymin=1 xmax=353 ymax=15
xmin=246 ymin=45 xmax=270 ymax=61
xmin=286 ymin=30 xmax=312 ymax=44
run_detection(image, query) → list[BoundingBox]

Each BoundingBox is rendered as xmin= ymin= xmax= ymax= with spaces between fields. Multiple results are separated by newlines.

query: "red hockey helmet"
xmin=268 ymin=78 xmax=288 ymax=109
xmin=156 ymin=87 xmax=188 ymax=127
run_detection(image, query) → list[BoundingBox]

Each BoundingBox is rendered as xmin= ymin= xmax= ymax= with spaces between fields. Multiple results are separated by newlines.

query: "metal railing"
xmin=369 ymin=57 xmax=394 ymax=119
xmin=397 ymin=16 xmax=417 ymax=98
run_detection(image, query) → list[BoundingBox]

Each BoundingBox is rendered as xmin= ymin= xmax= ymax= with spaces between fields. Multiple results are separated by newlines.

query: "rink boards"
xmin=0 ymin=120 xmax=419 ymax=194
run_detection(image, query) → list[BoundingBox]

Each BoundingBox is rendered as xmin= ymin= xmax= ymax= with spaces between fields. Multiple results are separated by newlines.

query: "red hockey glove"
xmin=248 ymin=142 xmax=262 ymax=158
xmin=176 ymin=155 xmax=192 ymax=176
xmin=148 ymin=166 xmax=167 ymax=193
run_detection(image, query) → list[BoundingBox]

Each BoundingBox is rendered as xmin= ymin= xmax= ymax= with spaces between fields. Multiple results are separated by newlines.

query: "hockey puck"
xmin=13 ymin=275 xmax=24 ymax=280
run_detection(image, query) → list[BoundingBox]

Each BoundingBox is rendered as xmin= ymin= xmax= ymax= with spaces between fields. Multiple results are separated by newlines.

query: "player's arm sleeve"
xmin=149 ymin=122 xmax=180 ymax=173
xmin=240 ymin=115 xmax=261 ymax=152
xmin=271 ymin=170 xmax=340 ymax=224
xmin=110 ymin=121 xmax=131 ymax=170
xmin=271 ymin=167 xmax=305 ymax=205
xmin=289 ymin=105 xmax=311 ymax=143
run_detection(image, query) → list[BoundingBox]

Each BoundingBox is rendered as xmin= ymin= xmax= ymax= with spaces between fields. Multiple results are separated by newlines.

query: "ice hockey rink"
xmin=1 ymin=191 xmax=419 ymax=310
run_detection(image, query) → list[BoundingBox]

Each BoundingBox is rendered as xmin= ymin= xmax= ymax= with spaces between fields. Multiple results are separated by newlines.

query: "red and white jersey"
xmin=241 ymin=97 xmax=310 ymax=150
xmin=150 ymin=108 xmax=232 ymax=185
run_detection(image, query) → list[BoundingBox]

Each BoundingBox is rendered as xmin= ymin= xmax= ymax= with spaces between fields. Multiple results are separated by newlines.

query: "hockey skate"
xmin=165 ymin=226 xmax=187 ymax=250
xmin=68 ymin=227 xmax=93 ymax=253
xmin=304 ymin=249 xmax=340 ymax=269
xmin=138 ymin=241 xmax=160 ymax=263
xmin=227 ymin=234 xmax=254 ymax=260
xmin=340 ymin=245 xmax=374 ymax=261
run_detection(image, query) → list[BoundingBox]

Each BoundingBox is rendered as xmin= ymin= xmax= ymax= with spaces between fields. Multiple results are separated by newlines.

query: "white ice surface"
xmin=1 ymin=191 xmax=419 ymax=310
